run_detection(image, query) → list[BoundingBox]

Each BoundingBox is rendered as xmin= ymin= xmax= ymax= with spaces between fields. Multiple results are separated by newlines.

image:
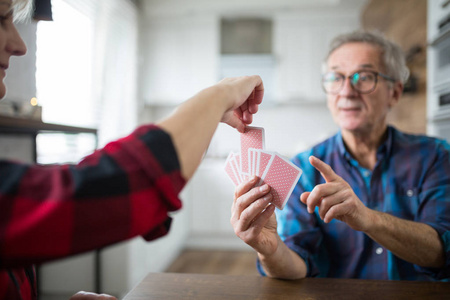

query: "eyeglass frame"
xmin=321 ymin=70 xmax=396 ymax=95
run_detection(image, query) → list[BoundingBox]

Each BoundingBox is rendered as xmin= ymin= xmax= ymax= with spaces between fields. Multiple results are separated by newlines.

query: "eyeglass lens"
xmin=322 ymin=71 xmax=377 ymax=94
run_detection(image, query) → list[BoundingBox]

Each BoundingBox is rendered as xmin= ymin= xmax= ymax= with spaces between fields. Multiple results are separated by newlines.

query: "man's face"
xmin=325 ymin=42 xmax=400 ymax=134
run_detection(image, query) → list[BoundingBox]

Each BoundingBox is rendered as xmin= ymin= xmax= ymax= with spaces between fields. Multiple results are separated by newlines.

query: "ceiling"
xmin=139 ymin=0 xmax=367 ymax=18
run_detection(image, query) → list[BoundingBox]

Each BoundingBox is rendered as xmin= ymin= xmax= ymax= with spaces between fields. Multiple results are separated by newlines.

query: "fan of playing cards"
xmin=224 ymin=126 xmax=302 ymax=210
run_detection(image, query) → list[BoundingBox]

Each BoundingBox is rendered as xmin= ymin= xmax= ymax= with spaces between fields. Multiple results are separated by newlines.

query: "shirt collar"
xmin=334 ymin=126 xmax=395 ymax=162
xmin=378 ymin=125 xmax=394 ymax=159
xmin=335 ymin=130 xmax=348 ymax=159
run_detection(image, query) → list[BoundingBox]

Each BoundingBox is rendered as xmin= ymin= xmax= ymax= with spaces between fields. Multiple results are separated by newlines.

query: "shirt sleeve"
xmin=414 ymin=139 xmax=450 ymax=279
xmin=0 ymin=124 xmax=186 ymax=268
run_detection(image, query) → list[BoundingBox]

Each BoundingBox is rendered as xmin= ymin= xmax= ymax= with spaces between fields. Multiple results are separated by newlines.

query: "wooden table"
xmin=123 ymin=272 xmax=450 ymax=300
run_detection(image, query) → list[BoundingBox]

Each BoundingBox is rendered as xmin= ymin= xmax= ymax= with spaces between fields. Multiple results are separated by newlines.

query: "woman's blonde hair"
xmin=12 ymin=0 xmax=33 ymax=22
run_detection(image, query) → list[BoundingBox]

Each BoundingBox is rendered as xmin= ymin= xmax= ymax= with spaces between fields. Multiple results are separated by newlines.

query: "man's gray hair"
xmin=324 ymin=31 xmax=410 ymax=84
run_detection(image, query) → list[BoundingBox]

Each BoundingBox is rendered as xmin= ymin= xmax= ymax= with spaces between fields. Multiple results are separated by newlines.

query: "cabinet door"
xmin=186 ymin=158 xmax=248 ymax=249
xmin=274 ymin=14 xmax=357 ymax=103
xmin=141 ymin=16 xmax=219 ymax=105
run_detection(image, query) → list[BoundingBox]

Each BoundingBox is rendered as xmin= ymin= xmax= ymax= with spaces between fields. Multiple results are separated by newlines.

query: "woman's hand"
xmin=217 ymin=76 xmax=264 ymax=133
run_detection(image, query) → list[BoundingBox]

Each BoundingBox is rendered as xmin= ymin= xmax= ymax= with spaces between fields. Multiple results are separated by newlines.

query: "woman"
xmin=0 ymin=0 xmax=265 ymax=299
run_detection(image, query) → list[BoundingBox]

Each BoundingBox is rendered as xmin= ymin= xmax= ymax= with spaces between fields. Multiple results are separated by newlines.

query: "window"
xmin=35 ymin=0 xmax=138 ymax=162
xmin=36 ymin=1 xmax=95 ymax=128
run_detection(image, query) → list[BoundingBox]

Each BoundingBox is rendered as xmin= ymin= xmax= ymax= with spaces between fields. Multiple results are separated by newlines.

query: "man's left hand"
xmin=300 ymin=156 xmax=373 ymax=232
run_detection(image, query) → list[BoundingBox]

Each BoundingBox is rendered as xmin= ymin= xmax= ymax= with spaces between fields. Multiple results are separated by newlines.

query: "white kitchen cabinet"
xmin=186 ymin=158 xmax=250 ymax=250
xmin=139 ymin=3 xmax=363 ymax=105
xmin=273 ymin=12 xmax=360 ymax=103
xmin=140 ymin=16 xmax=219 ymax=105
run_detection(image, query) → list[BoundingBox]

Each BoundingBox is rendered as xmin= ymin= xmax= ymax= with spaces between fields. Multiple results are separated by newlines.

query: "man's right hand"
xmin=230 ymin=176 xmax=279 ymax=256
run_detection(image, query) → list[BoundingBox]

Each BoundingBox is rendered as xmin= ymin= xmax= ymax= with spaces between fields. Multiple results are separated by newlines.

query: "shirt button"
xmin=363 ymin=170 xmax=370 ymax=177
xmin=376 ymin=247 xmax=383 ymax=255
xmin=407 ymin=189 xmax=414 ymax=197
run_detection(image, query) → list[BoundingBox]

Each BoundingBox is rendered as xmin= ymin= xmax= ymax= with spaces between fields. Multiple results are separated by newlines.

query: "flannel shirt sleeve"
xmin=0 ymin=124 xmax=185 ymax=268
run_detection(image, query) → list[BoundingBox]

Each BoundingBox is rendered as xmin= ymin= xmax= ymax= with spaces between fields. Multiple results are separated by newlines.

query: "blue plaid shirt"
xmin=261 ymin=126 xmax=450 ymax=280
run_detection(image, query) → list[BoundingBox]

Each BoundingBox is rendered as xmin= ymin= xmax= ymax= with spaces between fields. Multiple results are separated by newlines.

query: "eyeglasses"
xmin=322 ymin=70 xmax=396 ymax=94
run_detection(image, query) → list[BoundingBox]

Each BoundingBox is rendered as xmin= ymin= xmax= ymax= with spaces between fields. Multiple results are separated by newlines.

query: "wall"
xmin=361 ymin=0 xmax=427 ymax=134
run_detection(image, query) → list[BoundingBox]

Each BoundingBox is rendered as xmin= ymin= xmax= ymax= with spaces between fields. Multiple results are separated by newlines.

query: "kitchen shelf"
xmin=0 ymin=115 xmax=97 ymax=134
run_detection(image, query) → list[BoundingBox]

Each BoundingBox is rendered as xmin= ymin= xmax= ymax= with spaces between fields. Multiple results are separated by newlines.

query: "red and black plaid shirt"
xmin=0 ymin=124 xmax=185 ymax=299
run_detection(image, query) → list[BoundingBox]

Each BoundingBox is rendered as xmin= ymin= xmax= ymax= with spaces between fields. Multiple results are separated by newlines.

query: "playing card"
xmin=240 ymin=127 xmax=265 ymax=175
xmin=260 ymin=153 xmax=302 ymax=210
xmin=249 ymin=148 xmax=258 ymax=176
xmin=248 ymin=148 xmax=254 ymax=176
xmin=232 ymin=153 xmax=244 ymax=182
xmin=230 ymin=154 xmax=243 ymax=183
xmin=224 ymin=152 xmax=240 ymax=186
xmin=234 ymin=153 xmax=241 ymax=169
xmin=257 ymin=150 xmax=274 ymax=179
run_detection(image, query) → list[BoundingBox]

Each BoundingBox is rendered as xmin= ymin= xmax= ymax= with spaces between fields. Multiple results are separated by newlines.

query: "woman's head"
xmin=0 ymin=0 xmax=30 ymax=99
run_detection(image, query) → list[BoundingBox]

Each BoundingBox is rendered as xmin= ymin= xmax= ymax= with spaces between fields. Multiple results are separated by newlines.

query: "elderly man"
xmin=231 ymin=31 xmax=450 ymax=281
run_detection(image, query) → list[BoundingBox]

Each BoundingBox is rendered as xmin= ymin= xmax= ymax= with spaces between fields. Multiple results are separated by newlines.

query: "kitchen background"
xmin=1 ymin=0 xmax=449 ymax=298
